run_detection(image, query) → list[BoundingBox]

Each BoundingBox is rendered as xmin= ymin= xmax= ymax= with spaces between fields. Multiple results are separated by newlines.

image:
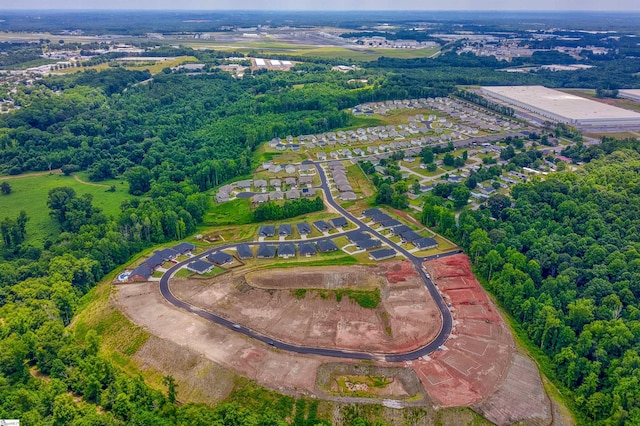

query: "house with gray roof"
xmin=278 ymin=243 xmax=296 ymax=259
xmin=259 ymin=225 xmax=276 ymax=237
xmin=278 ymin=224 xmax=292 ymax=237
xmin=257 ymin=245 xmax=277 ymax=259
xmin=187 ymin=260 xmax=215 ymax=274
xmin=207 ymin=251 xmax=234 ymax=266
xmin=297 ymin=222 xmax=312 ymax=235
xmin=298 ymin=243 xmax=317 ymax=257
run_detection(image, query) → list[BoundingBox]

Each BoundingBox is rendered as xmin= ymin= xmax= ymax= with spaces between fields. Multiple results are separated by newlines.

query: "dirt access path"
xmin=72 ymin=173 xmax=109 ymax=188
xmin=0 ymin=169 xmax=62 ymax=180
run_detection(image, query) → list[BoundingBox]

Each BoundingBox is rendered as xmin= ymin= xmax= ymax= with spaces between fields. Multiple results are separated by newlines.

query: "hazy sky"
xmin=3 ymin=0 xmax=639 ymax=11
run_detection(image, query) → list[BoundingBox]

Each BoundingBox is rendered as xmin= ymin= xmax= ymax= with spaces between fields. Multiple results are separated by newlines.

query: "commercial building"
xmin=480 ymin=86 xmax=640 ymax=128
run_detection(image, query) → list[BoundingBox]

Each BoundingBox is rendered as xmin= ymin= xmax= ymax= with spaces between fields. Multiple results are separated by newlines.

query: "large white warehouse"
xmin=480 ymin=85 xmax=640 ymax=128
xmin=619 ymin=89 xmax=640 ymax=103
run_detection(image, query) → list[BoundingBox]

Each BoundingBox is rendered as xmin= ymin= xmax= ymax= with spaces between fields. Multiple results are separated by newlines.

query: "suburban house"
xmin=252 ymin=194 xmax=269 ymax=204
xmin=128 ymin=264 xmax=154 ymax=282
xmin=207 ymin=251 xmax=234 ymax=266
xmin=369 ymin=248 xmax=396 ymax=261
xmin=236 ymin=180 xmax=252 ymax=190
xmin=413 ymin=237 xmax=438 ymax=250
xmin=299 ymin=176 xmax=313 ymax=186
xmin=379 ymin=219 xmax=401 ymax=229
xmin=258 ymin=225 xmax=276 ymax=238
xmin=330 ymin=217 xmax=348 ymax=229
xmin=187 ymin=259 xmax=215 ymax=274
xmin=286 ymin=188 xmax=301 ymax=199
xmin=347 ymin=231 xmax=371 ymax=243
xmin=278 ymin=243 xmax=296 ymax=259
xmin=257 ymin=245 xmax=277 ymax=259
xmin=254 ymin=179 xmax=267 ymax=190
xmin=390 ymin=225 xmax=411 ymax=236
xmin=236 ymin=244 xmax=254 ymax=260
xmin=356 ymin=239 xmax=382 ymax=250
xmin=399 ymin=230 xmax=421 ymax=243
xmin=269 ymin=191 xmax=284 ymax=201
xmin=269 ymin=178 xmax=281 ymax=188
xmin=278 ymin=224 xmax=292 ymax=237
xmin=317 ymin=239 xmax=338 ymax=253
xmin=339 ymin=192 xmax=357 ymax=201
xmin=173 ymin=242 xmax=195 ymax=254
xmin=285 ymin=177 xmax=297 ymax=187
xmin=313 ymin=220 xmax=331 ymax=232
xmin=298 ymin=243 xmax=317 ymax=257
xmin=297 ymin=222 xmax=312 ymax=236
xmin=301 ymin=188 xmax=316 ymax=197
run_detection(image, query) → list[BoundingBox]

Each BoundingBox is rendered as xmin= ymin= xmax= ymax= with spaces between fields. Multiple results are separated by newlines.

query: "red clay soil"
xmin=411 ymin=254 xmax=515 ymax=407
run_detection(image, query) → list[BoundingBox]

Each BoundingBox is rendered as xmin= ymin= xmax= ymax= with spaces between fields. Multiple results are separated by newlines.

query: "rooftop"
xmin=481 ymin=85 xmax=640 ymax=123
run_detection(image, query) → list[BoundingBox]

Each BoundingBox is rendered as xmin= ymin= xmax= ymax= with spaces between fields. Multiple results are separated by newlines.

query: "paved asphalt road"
xmin=158 ymin=162 xmax=457 ymax=362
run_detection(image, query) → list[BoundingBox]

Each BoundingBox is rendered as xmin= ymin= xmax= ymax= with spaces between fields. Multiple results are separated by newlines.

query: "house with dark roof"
xmin=173 ymin=242 xmax=196 ymax=254
xmin=413 ymin=237 xmax=438 ymax=250
xmin=278 ymin=224 xmax=292 ymax=237
xmin=297 ymin=222 xmax=312 ymax=236
xmin=330 ymin=217 xmax=348 ymax=229
xmin=317 ymin=239 xmax=338 ymax=253
xmin=379 ymin=219 xmax=401 ymax=228
xmin=236 ymin=244 xmax=254 ymax=260
xmin=156 ymin=248 xmax=180 ymax=261
xmin=298 ymin=243 xmax=317 ymax=257
xmin=356 ymin=239 xmax=382 ymax=250
xmin=362 ymin=208 xmax=383 ymax=218
xmin=390 ymin=225 xmax=411 ymax=236
xmin=187 ymin=259 xmax=215 ymax=274
xmin=207 ymin=251 xmax=234 ymax=266
xmin=128 ymin=264 xmax=154 ymax=282
xmin=371 ymin=213 xmax=392 ymax=223
xmin=347 ymin=231 xmax=371 ymax=243
xmin=144 ymin=254 xmax=166 ymax=269
xmin=369 ymin=248 xmax=396 ymax=261
xmin=278 ymin=243 xmax=296 ymax=259
xmin=257 ymin=245 xmax=277 ymax=259
xmin=259 ymin=225 xmax=276 ymax=237
xmin=313 ymin=220 xmax=332 ymax=232
xmin=399 ymin=230 xmax=421 ymax=243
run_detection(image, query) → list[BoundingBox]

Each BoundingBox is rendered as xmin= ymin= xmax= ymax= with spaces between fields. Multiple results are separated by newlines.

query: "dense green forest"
xmin=424 ymin=150 xmax=640 ymax=424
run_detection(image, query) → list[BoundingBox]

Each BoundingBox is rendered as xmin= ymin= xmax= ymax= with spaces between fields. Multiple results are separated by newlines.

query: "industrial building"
xmin=619 ymin=89 xmax=640 ymax=103
xmin=480 ymin=86 xmax=640 ymax=128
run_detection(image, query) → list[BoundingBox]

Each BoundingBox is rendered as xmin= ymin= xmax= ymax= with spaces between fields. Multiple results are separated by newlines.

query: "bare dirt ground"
xmin=416 ymin=254 xmax=558 ymax=425
xmin=169 ymin=262 xmax=442 ymax=354
xmin=115 ymin=281 xmax=327 ymax=396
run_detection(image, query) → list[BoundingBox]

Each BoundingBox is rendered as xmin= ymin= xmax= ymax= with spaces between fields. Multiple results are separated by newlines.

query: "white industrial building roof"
xmin=254 ymin=58 xmax=266 ymax=66
xmin=619 ymin=89 xmax=640 ymax=103
xmin=481 ymin=85 xmax=640 ymax=127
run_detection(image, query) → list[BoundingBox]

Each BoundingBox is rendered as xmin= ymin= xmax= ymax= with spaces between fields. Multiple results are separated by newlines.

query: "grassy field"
xmin=182 ymin=40 xmax=439 ymax=61
xmin=54 ymin=56 xmax=199 ymax=75
xmin=0 ymin=172 xmax=131 ymax=246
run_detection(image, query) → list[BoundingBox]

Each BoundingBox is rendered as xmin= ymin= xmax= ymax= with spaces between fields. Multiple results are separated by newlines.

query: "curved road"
xmin=158 ymin=162 xmax=455 ymax=362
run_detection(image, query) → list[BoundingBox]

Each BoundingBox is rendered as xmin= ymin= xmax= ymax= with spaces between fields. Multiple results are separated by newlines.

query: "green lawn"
xmin=0 ymin=173 xmax=131 ymax=246
xmin=205 ymin=198 xmax=253 ymax=226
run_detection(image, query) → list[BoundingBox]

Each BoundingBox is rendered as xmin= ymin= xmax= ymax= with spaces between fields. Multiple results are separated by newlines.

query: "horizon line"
xmin=2 ymin=9 xmax=640 ymax=13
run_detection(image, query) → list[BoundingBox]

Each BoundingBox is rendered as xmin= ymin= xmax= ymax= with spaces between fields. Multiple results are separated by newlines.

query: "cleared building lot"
xmin=619 ymin=89 xmax=640 ymax=103
xmin=481 ymin=85 xmax=640 ymax=128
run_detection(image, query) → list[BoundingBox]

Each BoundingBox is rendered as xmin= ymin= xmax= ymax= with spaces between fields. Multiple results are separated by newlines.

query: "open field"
xmin=182 ymin=40 xmax=439 ymax=61
xmin=0 ymin=172 xmax=130 ymax=245
xmin=54 ymin=55 xmax=199 ymax=75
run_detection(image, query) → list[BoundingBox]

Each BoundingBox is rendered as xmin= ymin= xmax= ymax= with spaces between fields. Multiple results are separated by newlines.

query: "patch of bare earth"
xmin=416 ymin=254 xmax=559 ymax=425
xmin=169 ymin=262 xmax=441 ymax=354
xmin=114 ymin=281 xmax=326 ymax=396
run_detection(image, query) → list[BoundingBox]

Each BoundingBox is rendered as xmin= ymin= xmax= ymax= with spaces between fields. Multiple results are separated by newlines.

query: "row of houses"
xmin=327 ymin=161 xmax=357 ymax=201
xmin=258 ymin=217 xmax=349 ymax=238
xmin=216 ymin=176 xmax=315 ymax=203
xmin=362 ymin=209 xmax=438 ymax=250
xmin=128 ymin=242 xmax=196 ymax=282
xmin=252 ymin=187 xmax=317 ymax=204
